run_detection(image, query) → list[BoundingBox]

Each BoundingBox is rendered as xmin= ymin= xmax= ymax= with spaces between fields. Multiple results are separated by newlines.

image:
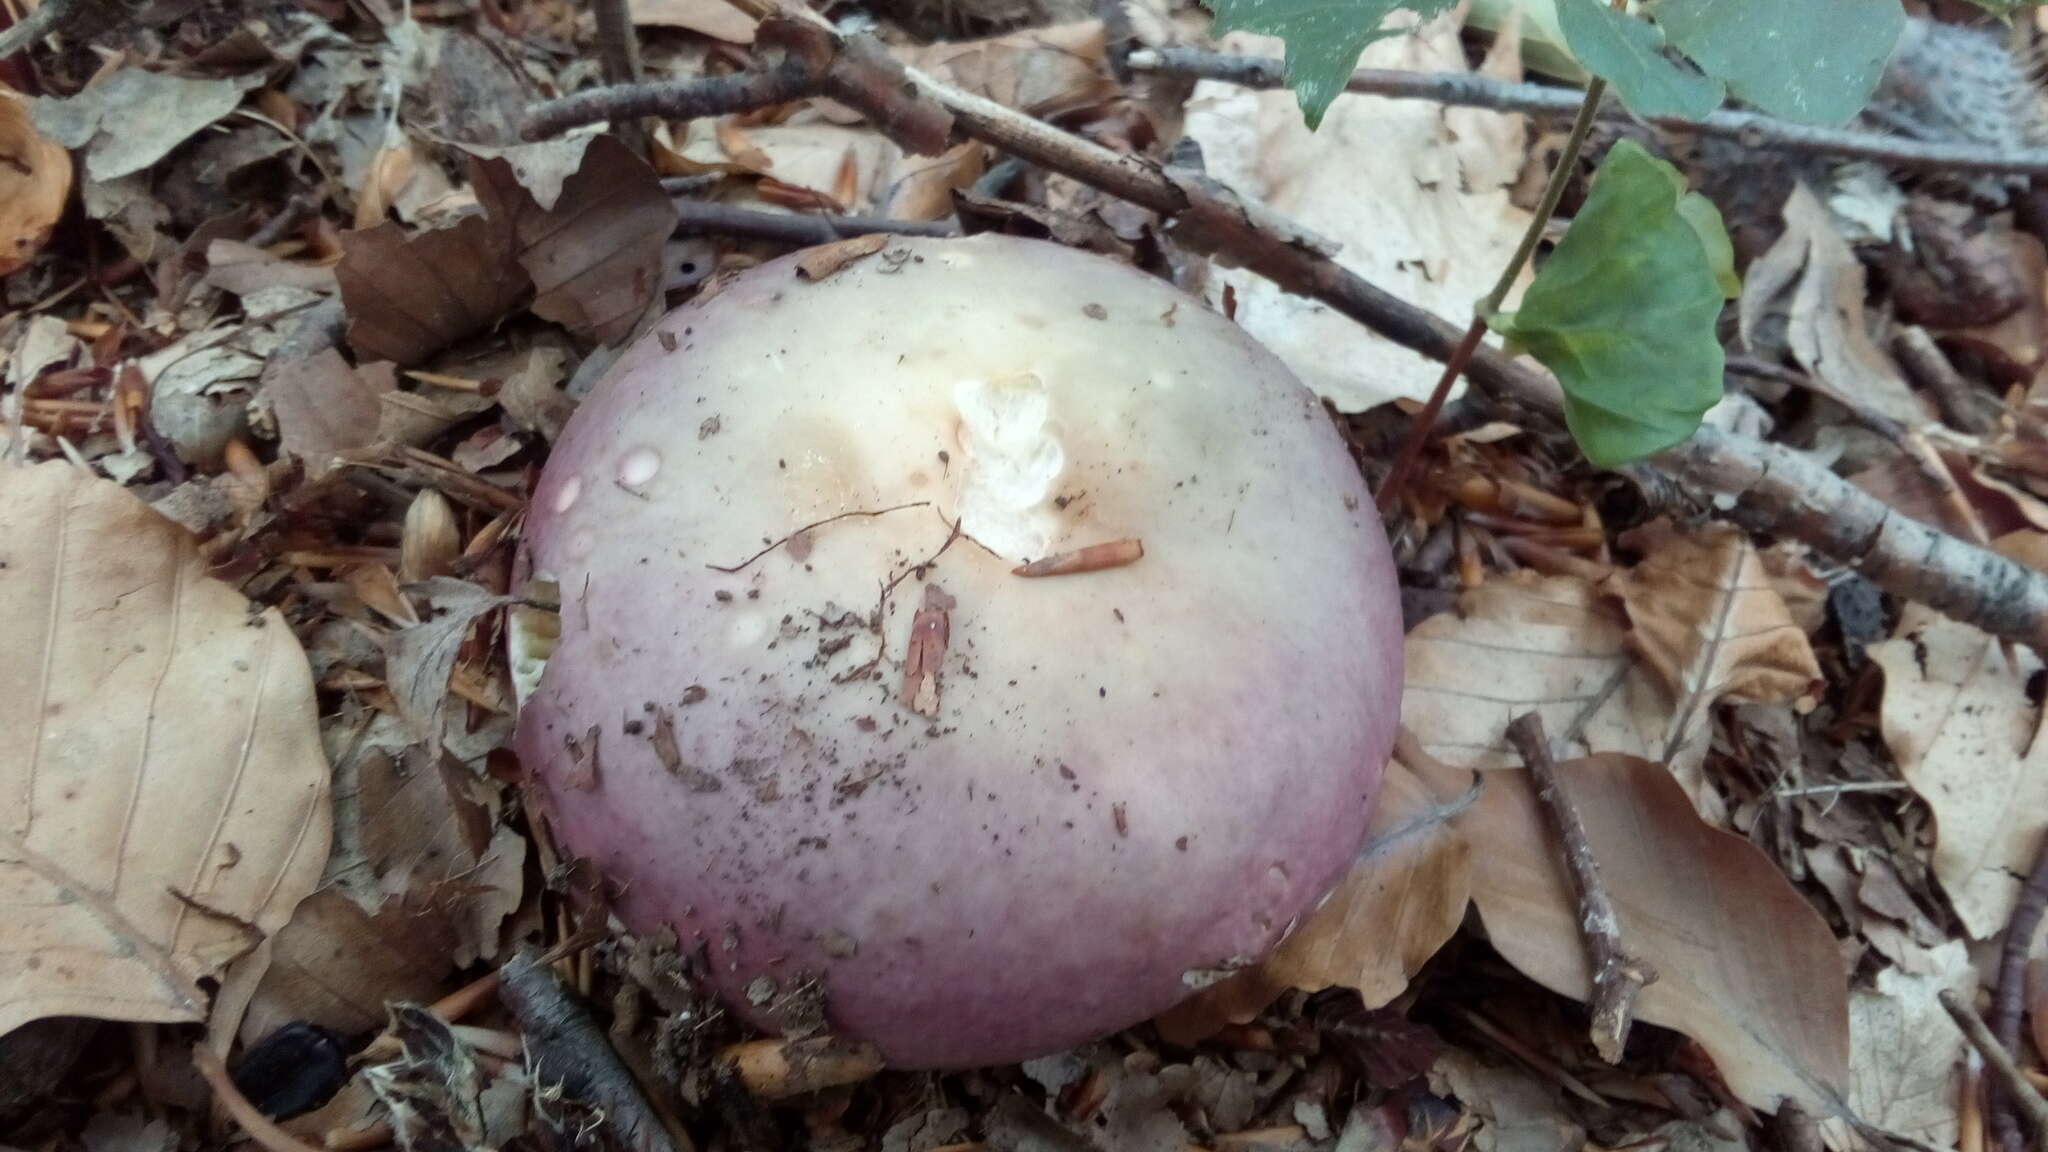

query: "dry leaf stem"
xmin=498 ymin=947 xmax=694 ymax=1152
xmin=1125 ymin=47 xmax=2048 ymax=178
xmin=1373 ymin=56 xmax=1607 ymax=510
xmin=523 ymin=24 xmax=2048 ymax=656
xmin=1989 ymin=832 xmax=2048 ymax=1152
xmin=1504 ymin=712 xmax=1656 ymax=1063
xmin=1939 ymin=989 xmax=2048 ymax=1142
xmin=190 ymin=1045 xmax=328 ymax=1152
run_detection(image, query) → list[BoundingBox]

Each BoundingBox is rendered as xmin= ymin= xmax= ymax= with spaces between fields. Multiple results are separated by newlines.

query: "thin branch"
xmin=524 ymin=61 xmax=818 ymax=141
xmin=1893 ymin=326 xmax=2000 ymax=437
xmin=499 ymin=947 xmax=693 ymax=1152
xmin=1505 ymin=712 xmax=1656 ymax=1063
xmin=706 ymin=501 xmax=932 ymax=573
xmin=672 ymin=199 xmax=960 ymax=244
xmin=0 ymin=0 xmax=73 ymax=58
xmin=591 ymin=0 xmax=648 ymax=155
xmin=1990 ymin=832 xmax=2048 ymax=1152
xmin=1126 ymin=46 xmax=2048 ymax=178
xmin=1940 ymin=989 xmax=2048 ymax=1140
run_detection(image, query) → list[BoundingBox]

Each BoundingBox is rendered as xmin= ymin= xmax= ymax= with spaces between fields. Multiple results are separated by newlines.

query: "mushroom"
xmin=513 ymin=233 xmax=1404 ymax=1068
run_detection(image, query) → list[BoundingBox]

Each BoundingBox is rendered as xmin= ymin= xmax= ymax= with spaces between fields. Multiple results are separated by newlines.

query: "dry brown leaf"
xmin=1933 ymin=231 xmax=2047 ymax=384
xmin=1835 ymin=940 xmax=1971 ymax=1150
xmin=387 ymin=577 xmax=513 ymax=744
xmin=881 ymin=140 xmax=985 ymax=221
xmin=1605 ymin=519 xmax=1823 ymax=756
xmin=1156 ymin=738 xmax=1475 ymax=1043
xmin=629 ymin=0 xmax=757 ymax=40
xmin=0 ymin=462 xmax=331 ymax=1037
xmin=1430 ymin=1050 xmax=1581 ymax=1152
xmin=900 ymin=22 xmax=1118 ymax=120
xmin=238 ymin=888 xmax=458 ymax=1041
xmin=469 ymin=134 xmax=676 ymax=347
xmin=1467 ymin=753 xmax=1849 ymax=1113
xmin=672 ymin=118 xmax=898 ymax=211
xmin=1869 ymin=603 xmax=2048 ymax=938
xmin=1738 ymin=184 xmax=1925 ymax=425
xmin=336 ymin=216 xmax=531 ymax=367
xmin=29 ymin=70 xmax=262 ymax=181
xmin=1182 ymin=9 xmax=1532 ymax=411
xmin=1402 ymin=575 xmax=1712 ymax=790
xmin=202 ymin=239 xmax=339 ymax=297
xmin=0 ymin=94 xmax=71 ymax=277
xmin=267 ymin=348 xmax=397 ymax=476
xmin=797 ymin=234 xmax=889 ymax=280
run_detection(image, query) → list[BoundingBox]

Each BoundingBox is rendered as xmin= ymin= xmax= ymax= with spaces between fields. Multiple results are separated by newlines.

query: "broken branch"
xmin=1126 ymin=47 xmax=2048 ymax=178
xmin=499 ymin=947 xmax=692 ymax=1152
xmin=1990 ymin=832 xmax=2048 ymax=1152
xmin=1939 ymin=989 xmax=2048 ymax=1141
xmin=1504 ymin=712 xmax=1656 ymax=1063
xmin=524 ymin=62 xmax=817 ymax=142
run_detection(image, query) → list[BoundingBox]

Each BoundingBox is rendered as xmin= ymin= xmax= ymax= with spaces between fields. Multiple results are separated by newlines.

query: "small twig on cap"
xmin=1503 ymin=712 xmax=1656 ymax=1063
xmin=1941 ymin=988 xmax=2048 ymax=1143
xmin=720 ymin=1036 xmax=884 ymax=1099
xmin=707 ymin=501 xmax=932 ymax=574
xmin=1013 ymin=538 xmax=1144 ymax=577
xmin=500 ymin=947 xmax=695 ymax=1152
xmin=1988 ymin=832 xmax=2048 ymax=1152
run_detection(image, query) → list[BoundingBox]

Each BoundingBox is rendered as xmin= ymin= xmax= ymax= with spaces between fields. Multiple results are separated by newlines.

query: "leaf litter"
xmin=3 ymin=1 xmax=2047 ymax=1150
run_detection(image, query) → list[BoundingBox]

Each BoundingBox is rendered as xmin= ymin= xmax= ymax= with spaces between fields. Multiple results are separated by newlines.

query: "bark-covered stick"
xmin=1940 ymin=989 xmax=2048 ymax=1141
xmin=499 ymin=947 xmax=693 ymax=1152
xmin=1988 ymin=833 xmax=2048 ymax=1152
xmin=1504 ymin=712 xmax=1656 ymax=1063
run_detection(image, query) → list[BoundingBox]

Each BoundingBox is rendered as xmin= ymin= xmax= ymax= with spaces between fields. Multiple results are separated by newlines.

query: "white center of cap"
xmin=952 ymin=373 xmax=1065 ymax=562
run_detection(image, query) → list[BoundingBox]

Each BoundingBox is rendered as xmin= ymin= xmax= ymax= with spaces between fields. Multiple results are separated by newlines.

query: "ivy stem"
xmin=1373 ymin=70 xmax=1612 ymax=512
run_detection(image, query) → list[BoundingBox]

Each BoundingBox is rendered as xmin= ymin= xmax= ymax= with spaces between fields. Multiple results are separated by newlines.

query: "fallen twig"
xmin=720 ymin=1036 xmax=884 ymax=1099
xmin=673 ymin=199 xmax=960 ymax=244
xmin=1504 ymin=712 xmax=1656 ymax=1063
xmin=526 ymin=30 xmax=2048 ymax=656
xmin=1125 ymin=46 xmax=2048 ymax=178
xmin=190 ymin=1045 xmax=327 ymax=1152
xmin=591 ymin=0 xmax=648 ymax=154
xmin=1893 ymin=327 xmax=2000 ymax=437
xmin=1939 ymin=989 xmax=2048 ymax=1141
xmin=499 ymin=947 xmax=693 ymax=1152
xmin=1990 ymin=832 xmax=2048 ymax=1152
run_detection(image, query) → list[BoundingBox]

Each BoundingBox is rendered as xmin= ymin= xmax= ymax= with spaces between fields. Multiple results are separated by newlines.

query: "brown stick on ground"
xmin=520 ymin=38 xmax=2048 ymax=657
xmin=1989 ymin=833 xmax=2048 ymax=1152
xmin=672 ymin=199 xmax=960 ymax=244
xmin=1940 ymin=990 xmax=2048 ymax=1141
xmin=1504 ymin=712 xmax=1656 ymax=1063
xmin=1893 ymin=327 xmax=2001 ymax=437
xmin=498 ymin=946 xmax=694 ymax=1152
xmin=591 ymin=0 xmax=648 ymax=155
xmin=1124 ymin=47 xmax=2048 ymax=178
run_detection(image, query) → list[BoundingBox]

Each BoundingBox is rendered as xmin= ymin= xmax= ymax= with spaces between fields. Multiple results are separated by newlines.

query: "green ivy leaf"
xmin=1653 ymin=0 xmax=1906 ymax=127
xmin=1201 ymin=0 xmax=1457 ymax=127
xmin=1554 ymin=0 xmax=1720 ymax=120
xmin=1488 ymin=139 xmax=1730 ymax=467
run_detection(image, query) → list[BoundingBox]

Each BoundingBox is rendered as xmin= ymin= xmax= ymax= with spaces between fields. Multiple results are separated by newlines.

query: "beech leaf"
xmin=1553 ymin=0 xmax=1721 ymax=120
xmin=1198 ymin=0 xmax=1457 ymax=127
xmin=1488 ymin=139 xmax=1731 ymax=467
xmin=0 ymin=462 xmax=331 ymax=1037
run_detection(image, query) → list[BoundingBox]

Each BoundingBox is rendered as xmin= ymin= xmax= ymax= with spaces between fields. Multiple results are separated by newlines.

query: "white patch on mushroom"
xmin=618 ymin=446 xmax=662 ymax=487
xmin=508 ymin=576 xmax=561 ymax=707
xmin=551 ymin=475 xmax=582 ymax=513
xmin=951 ymin=373 xmax=1065 ymax=562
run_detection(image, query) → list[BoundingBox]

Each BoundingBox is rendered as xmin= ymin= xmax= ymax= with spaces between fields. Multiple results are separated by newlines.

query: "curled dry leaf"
xmin=238 ymin=888 xmax=458 ymax=1041
xmin=899 ymin=21 xmax=1119 ymax=120
xmin=29 ymin=70 xmax=263 ymax=182
xmin=0 ymin=462 xmax=330 ymax=1037
xmin=1182 ymin=9 xmax=1532 ymax=411
xmin=336 ymin=216 xmax=531 ymax=367
xmin=386 ymin=577 xmax=514 ymax=744
xmin=0 ymin=94 xmax=71 ymax=277
xmin=469 ymin=134 xmax=677 ymax=347
xmin=1738 ymin=184 xmax=1924 ymax=426
xmin=1465 ymin=752 xmax=1849 ymax=1114
xmin=1605 ymin=520 xmax=1823 ymax=798
xmin=1868 ymin=603 xmax=2048 ymax=938
xmin=1156 ymin=738 xmax=1474 ymax=1044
